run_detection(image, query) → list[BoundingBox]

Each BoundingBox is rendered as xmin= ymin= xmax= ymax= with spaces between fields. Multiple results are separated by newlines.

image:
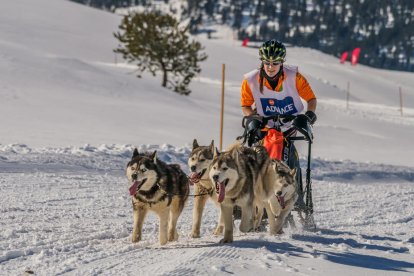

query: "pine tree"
xmin=231 ymin=0 xmax=243 ymax=30
xmin=114 ymin=12 xmax=208 ymax=95
xmin=204 ymin=0 xmax=216 ymax=19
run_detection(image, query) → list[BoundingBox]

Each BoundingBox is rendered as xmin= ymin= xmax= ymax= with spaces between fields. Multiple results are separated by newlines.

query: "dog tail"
xmin=225 ymin=140 xmax=244 ymax=151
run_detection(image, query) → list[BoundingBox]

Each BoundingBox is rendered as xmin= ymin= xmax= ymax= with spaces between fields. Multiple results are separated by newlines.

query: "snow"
xmin=1 ymin=0 xmax=414 ymax=275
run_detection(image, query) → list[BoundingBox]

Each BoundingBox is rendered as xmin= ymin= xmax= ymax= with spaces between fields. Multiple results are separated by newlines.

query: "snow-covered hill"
xmin=0 ymin=0 xmax=413 ymax=275
xmin=1 ymin=0 xmax=414 ymax=166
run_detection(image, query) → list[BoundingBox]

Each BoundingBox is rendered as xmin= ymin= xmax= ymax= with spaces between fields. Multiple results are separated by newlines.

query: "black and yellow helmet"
xmin=259 ymin=40 xmax=286 ymax=62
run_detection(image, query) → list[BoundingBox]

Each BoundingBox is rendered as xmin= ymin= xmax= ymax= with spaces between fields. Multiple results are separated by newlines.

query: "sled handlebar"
xmin=241 ymin=114 xmax=295 ymax=128
xmin=241 ymin=114 xmax=313 ymax=143
xmin=262 ymin=114 xmax=296 ymax=124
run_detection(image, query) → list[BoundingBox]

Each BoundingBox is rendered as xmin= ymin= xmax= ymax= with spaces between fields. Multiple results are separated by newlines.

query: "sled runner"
xmin=238 ymin=114 xmax=316 ymax=230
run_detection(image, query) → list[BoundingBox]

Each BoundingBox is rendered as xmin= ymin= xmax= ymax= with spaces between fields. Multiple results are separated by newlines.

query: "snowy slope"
xmin=1 ymin=0 xmax=414 ymax=166
xmin=0 ymin=0 xmax=414 ymax=275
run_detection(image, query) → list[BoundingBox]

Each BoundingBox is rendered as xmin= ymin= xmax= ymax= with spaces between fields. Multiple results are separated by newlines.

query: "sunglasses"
xmin=263 ymin=60 xmax=283 ymax=66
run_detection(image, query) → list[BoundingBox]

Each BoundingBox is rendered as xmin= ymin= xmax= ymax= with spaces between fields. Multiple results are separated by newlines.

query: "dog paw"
xmin=191 ymin=232 xmax=201 ymax=238
xmin=131 ymin=235 xmax=141 ymax=243
xmin=168 ymin=231 xmax=179 ymax=242
xmin=254 ymin=225 xmax=266 ymax=232
xmin=219 ymin=237 xmax=233 ymax=244
xmin=239 ymin=225 xmax=253 ymax=233
xmin=270 ymin=228 xmax=284 ymax=235
xmin=213 ymin=226 xmax=224 ymax=235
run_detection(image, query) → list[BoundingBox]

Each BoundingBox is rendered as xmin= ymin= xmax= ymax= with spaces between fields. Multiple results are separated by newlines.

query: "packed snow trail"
xmin=0 ymin=145 xmax=413 ymax=275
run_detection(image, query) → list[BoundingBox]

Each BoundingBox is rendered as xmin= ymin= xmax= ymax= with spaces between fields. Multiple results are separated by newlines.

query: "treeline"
xmin=192 ymin=0 xmax=414 ymax=72
xmin=71 ymin=0 xmax=414 ymax=72
xmin=69 ymin=0 xmax=149 ymax=11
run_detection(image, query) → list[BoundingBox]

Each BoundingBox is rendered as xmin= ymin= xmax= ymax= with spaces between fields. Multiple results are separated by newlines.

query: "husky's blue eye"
xmin=141 ymin=168 xmax=147 ymax=172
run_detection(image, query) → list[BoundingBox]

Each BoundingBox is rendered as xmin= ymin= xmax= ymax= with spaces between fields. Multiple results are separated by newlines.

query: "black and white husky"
xmin=126 ymin=149 xmax=189 ymax=245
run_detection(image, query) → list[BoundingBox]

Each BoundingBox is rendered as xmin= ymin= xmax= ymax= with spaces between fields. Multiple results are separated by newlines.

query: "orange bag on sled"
xmin=263 ymin=129 xmax=284 ymax=160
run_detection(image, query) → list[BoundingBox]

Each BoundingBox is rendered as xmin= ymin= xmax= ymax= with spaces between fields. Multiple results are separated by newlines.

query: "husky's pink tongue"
xmin=277 ymin=195 xmax=285 ymax=209
xmin=129 ymin=180 xmax=140 ymax=196
xmin=188 ymin=172 xmax=200 ymax=184
xmin=217 ymin=182 xmax=226 ymax=203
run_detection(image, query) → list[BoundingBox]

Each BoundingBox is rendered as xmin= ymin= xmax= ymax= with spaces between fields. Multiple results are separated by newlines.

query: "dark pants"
xmin=283 ymin=140 xmax=305 ymax=208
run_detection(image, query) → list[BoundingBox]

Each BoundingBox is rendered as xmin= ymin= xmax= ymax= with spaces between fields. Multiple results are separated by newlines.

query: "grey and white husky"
xmin=269 ymin=160 xmax=298 ymax=234
xmin=209 ymin=142 xmax=298 ymax=243
xmin=208 ymin=143 xmax=259 ymax=243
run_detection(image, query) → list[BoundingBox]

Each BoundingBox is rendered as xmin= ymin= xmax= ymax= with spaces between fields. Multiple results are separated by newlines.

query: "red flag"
xmin=351 ymin=48 xmax=361 ymax=65
xmin=241 ymin=38 xmax=249 ymax=47
xmin=340 ymin=51 xmax=349 ymax=64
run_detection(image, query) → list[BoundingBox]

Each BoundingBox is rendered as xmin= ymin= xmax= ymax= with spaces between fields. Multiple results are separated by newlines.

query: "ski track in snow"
xmin=1 ymin=145 xmax=414 ymax=275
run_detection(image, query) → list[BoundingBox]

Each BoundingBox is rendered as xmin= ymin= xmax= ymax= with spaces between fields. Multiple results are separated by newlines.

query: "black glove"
xmin=305 ymin=110 xmax=317 ymax=125
xmin=244 ymin=115 xmax=264 ymax=130
xmin=243 ymin=115 xmax=265 ymax=146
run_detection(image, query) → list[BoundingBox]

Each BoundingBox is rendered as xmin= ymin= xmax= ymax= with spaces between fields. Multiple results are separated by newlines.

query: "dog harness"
xmin=134 ymin=182 xmax=172 ymax=207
